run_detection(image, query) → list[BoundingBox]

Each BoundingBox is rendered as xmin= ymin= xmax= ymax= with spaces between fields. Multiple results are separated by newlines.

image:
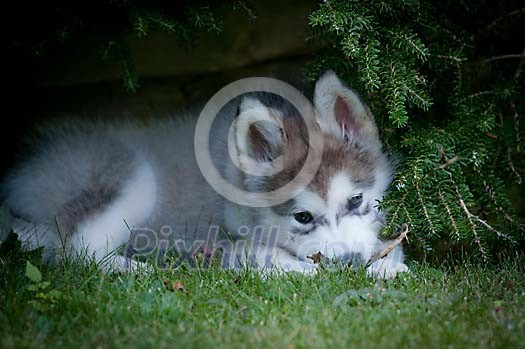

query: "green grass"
xmin=1 ymin=239 xmax=524 ymax=349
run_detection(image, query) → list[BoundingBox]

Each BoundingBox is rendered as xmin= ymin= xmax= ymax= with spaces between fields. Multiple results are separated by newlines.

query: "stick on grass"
xmin=366 ymin=225 xmax=409 ymax=268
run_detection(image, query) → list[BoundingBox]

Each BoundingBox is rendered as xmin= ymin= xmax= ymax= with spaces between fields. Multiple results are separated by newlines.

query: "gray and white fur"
xmin=1 ymin=71 xmax=408 ymax=278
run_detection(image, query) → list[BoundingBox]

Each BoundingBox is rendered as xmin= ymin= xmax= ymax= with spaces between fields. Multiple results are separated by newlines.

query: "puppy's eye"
xmin=294 ymin=211 xmax=314 ymax=224
xmin=347 ymin=194 xmax=363 ymax=210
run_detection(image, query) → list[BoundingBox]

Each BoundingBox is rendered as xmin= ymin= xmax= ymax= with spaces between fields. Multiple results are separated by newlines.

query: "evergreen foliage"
xmin=309 ymin=0 xmax=524 ymax=261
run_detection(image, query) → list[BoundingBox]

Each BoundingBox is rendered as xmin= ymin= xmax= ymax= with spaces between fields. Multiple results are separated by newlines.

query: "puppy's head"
xmin=232 ymin=71 xmax=392 ymax=264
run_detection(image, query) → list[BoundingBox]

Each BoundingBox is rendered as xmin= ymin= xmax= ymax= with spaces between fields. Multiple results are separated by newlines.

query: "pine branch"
xmin=414 ymin=171 xmax=437 ymax=236
xmin=510 ymin=102 xmax=521 ymax=153
xmin=308 ymin=0 xmax=523 ymax=261
xmin=507 ymin=148 xmax=522 ymax=184
xmin=457 ymin=90 xmax=495 ymax=104
xmin=454 ymin=182 xmax=488 ymax=260
xmin=430 ymin=54 xmax=467 ymax=63
xmin=438 ymin=186 xmax=460 ymax=241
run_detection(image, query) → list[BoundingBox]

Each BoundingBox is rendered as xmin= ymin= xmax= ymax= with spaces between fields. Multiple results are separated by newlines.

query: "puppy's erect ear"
xmin=232 ymin=96 xmax=284 ymax=176
xmin=313 ymin=70 xmax=381 ymax=151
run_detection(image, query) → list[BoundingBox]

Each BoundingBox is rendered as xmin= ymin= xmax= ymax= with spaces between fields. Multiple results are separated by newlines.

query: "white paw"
xmin=366 ymin=259 xmax=408 ymax=279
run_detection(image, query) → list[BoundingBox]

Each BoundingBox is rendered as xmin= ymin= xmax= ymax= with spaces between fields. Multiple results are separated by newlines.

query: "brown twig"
xmin=414 ymin=170 xmax=437 ymax=235
xmin=482 ymin=54 xmax=523 ymax=63
xmin=473 ymin=8 xmax=525 ymax=39
xmin=435 ymin=155 xmax=460 ymax=170
xmin=510 ymin=102 xmax=521 ymax=153
xmin=438 ymin=186 xmax=460 ymax=241
xmin=430 ymin=54 xmax=467 ymax=63
xmin=514 ymin=48 xmax=525 ymax=80
xmin=366 ymin=225 xmax=409 ymax=267
xmin=454 ymin=181 xmax=512 ymax=241
xmin=475 ymin=167 xmax=517 ymax=225
xmin=507 ymin=148 xmax=522 ymax=184
xmin=379 ymin=225 xmax=409 ymax=259
xmin=457 ymin=90 xmax=495 ymax=104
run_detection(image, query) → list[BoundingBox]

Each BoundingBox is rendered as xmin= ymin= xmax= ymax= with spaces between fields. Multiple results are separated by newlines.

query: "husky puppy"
xmin=1 ymin=71 xmax=408 ymax=278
